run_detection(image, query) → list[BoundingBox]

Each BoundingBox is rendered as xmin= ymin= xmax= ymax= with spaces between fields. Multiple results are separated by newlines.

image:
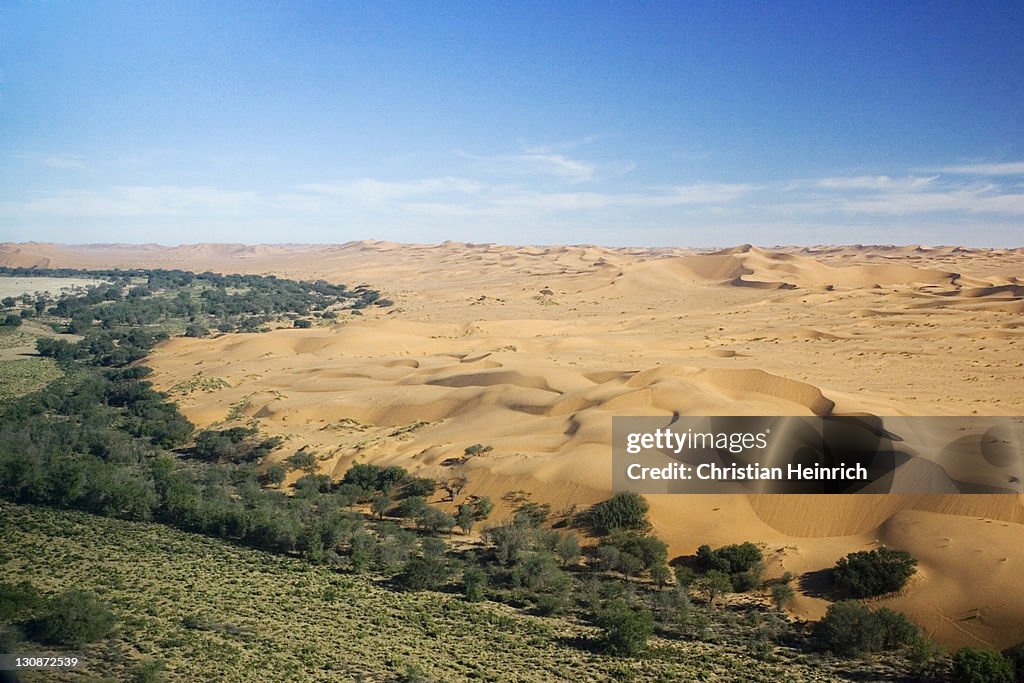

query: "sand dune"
xmin=4 ymin=240 xmax=1023 ymax=648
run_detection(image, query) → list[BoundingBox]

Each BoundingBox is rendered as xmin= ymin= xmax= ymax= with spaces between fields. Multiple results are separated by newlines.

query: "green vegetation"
xmin=0 ymin=357 xmax=62 ymax=401
xmin=951 ymin=647 xmax=1015 ymax=683
xmin=3 ymin=502 xmax=910 ymax=682
xmin=694 ymin=542 xmax=765 ymax=592
xmin=25 ymin=590 xmax=118 ymax=647
xmin=583 ymin=491 xmax=650 ymax=535
xmin=593 ymin=600 xmax=654 ymax=656
xmin=832 ymin=547 xmax=917 ymax=598
xmin=814 ymin=601 xmax=920 ymax=657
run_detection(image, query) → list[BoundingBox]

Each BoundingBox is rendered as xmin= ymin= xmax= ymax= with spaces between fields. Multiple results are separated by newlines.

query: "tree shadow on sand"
xmin=798 ymin=568 xmax=842 ymax=600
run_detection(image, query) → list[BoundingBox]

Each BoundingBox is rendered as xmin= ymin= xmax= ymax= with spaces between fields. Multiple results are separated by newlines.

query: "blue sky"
xmin=1 ymin=1 xmax=1022 ymax=247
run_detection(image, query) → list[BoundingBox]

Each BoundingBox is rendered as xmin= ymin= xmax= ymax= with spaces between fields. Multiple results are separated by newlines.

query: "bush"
xmin=397 ymin=554 xmax=449 ymax=591
xmin=770 ymin=582 xmax=794 ymax=610
xmin=814 ymin=601 xmax=921 ymax=657
xmin=403 ymin=477 xmax=436 ymax=498
xmin=1003 ymin=643 xmax=1024 ymax=683
xmin=875 ymin=607 xmax=920 ymax=650
xmin=594 ymin=600 xmax=654 ymax=657
xmin=605 ymin=532 xmax=668 ymax=571
xmin=26 ymin=590 xmax=116 ymax=647
xmin=951 ymin=648 xmax=1014 ymax=683
xmin=3 ymin=314 xmax=22 ymax=327
xmin=0 ymin=623 xmax=24 ymax=653
xmin=285 ymin=451 xmax=317 ymax=473
xmin=695 ymin=542 xmax=763 ymax=575
xmin=586 ymin=492 xmax=650 ymax=535
xmin=0 ymin=580 xmax=44 ymax=621
xmin=463 ymin=565 xmax=487 ymax=602
xmin=263 ymin=463 xmax=287 ymax=486
xmin=815 ymin=601 xmax=883 ymax=656
xmin=833 ymin=547 xmax=917 ymax=598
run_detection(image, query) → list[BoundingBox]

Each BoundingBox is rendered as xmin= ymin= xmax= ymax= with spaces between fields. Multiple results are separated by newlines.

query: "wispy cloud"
xmin=3 ymin=154 xmax=1023 ymax=247
xmin=41 ymin=154 xmax=88 ymax=170
xmin=7 ymin=185 xmax=259 ymax=217
xmin=298 ymin=177 xmax=485 ymax=203
xmin=457 ymin=138 xmax=634 ymax=184
xmin=928 ymin=161 xmax=1024 ymax=175
xmin=807 ymin=175 xmax=938 ymax=191
xmin=8 ymin=152 xmax=89 ymax=170
xmin=458 ymin=149 xmax=599 ymax=183
xmin=779 ymin=173 xmax=1024 ymax=216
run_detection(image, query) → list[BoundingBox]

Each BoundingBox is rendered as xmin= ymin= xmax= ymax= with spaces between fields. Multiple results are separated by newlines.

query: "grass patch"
xmin=0 ymin=357 xmax=62 ymax=402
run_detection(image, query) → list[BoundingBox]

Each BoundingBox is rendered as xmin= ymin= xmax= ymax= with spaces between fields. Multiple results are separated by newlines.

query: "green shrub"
xmin=814 ymin=601 xmax=921 ymax=657
xmin=462 ymin=566 xmax=487 ymax=602
xmin=26 ymin=590 xmax=116 ymax=647
xmin=397 ymin=554 xmax=449 ymax=591
xmin=875 ymin=607 xmax=920 ymax=650
xmin=770 ymin=582 xmax=794 ymax=610
xmin=951 ymin=648 xmax=1014 ymax=683
xmin=815 ymin=601 xmax=883 ymax=656
xmin=594 ymin=600 xmax=654 ymax=657
xmin=263 ymin=463 xmax=287 ymax=486
xmin=0 ymin=580 xmax=44 ymax=621
xmin=403 ymin=477 xmax=436 ymax=498
xmin=285 ymin=450 xmax=317 ymax=472
xmin=695 ymin=542 xmax=763 ymax=574
xmin=586 ymin=492 xmax=650 ymax=535
xmin=604 ymin=532 xmax=668 ymax=571
xmin=1003 ymin=642 xmax=1024 ymax=683
xmin=833 ymin=547 xmax=917 ymax=598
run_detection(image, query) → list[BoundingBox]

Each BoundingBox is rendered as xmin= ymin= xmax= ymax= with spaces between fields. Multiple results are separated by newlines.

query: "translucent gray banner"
xmin=612 ymin=416 xmax=1024 ymax=494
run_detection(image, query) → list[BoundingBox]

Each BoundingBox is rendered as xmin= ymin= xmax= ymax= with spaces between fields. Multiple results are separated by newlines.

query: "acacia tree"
xmin=440 ymin=475 xmax=468 ymax=502
xmin=456 ymin=503 xmax=475 ymax=534
xmin=370 ymin=495 xmax=390 ymax=520
xmin=694 ymin=570 xmax=732 ymax=605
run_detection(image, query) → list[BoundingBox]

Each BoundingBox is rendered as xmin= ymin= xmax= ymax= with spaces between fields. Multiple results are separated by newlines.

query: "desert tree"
xmin=371 ymin=495 xmax=390 ymax=520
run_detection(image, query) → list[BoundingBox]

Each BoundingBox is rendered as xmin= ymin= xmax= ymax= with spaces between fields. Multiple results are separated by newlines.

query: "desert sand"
xmin=2 ymin=240 xmax=1022 ymax=649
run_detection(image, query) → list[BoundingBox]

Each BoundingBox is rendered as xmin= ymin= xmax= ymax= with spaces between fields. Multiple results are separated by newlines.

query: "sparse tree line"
xmin=1 ymin=271 xmax=1021 ymax=680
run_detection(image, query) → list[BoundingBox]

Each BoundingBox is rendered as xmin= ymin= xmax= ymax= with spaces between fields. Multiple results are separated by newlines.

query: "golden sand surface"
xmin=3 ymin=239 xmax=1022 ymax=648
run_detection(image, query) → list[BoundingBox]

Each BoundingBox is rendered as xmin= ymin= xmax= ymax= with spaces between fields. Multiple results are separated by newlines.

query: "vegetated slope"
xmin=2 ymin=503 xmax=853 ymax=683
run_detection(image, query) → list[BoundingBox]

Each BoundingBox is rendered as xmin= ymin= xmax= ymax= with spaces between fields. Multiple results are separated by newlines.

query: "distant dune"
xmin=3 ymin=240 xmax=1023 ymax=649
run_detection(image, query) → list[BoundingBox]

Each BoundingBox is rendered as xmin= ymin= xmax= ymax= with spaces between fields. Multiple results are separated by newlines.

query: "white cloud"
xmin=41 ymin=154 xmax=88 ymax=170
xmin=930 ymin=161 xmax=1024 ymax=175
xmin=458 ymin=150 xmax=598 ymax=183
xmin=3 ymin=153 xmax=1023 ymax=247
xmin=298 ymin=177 xmax=485 ymax=203
xmin=809 ymin=175 xmax=938 ymax=191
xmin=6 ymin=185 xmax=259 ymax=217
